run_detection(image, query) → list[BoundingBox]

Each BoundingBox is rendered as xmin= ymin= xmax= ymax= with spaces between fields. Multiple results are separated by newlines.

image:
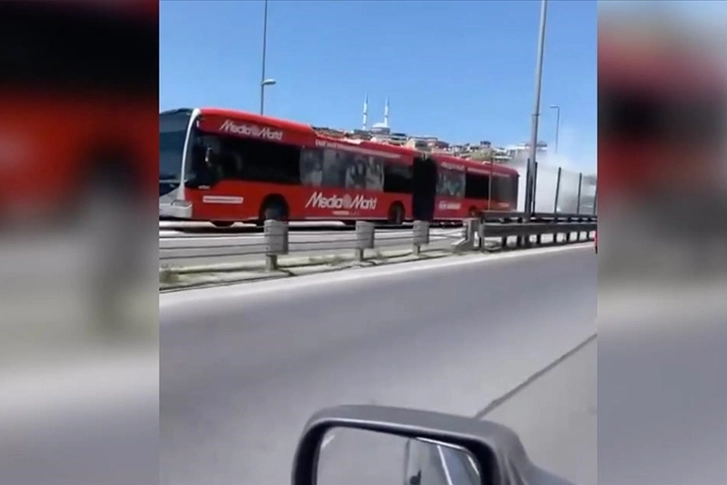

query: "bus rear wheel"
xmin=387 ymin=202 xmax=404 ymax=225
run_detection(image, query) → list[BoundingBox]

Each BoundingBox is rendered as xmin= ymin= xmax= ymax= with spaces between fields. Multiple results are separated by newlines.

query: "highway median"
xmin=160 ymin=247 xmax=455 ymax=291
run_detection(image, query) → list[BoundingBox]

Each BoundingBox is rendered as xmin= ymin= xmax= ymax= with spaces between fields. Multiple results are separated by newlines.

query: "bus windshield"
xmin=160 ymin=110 xmax=192 ymax=184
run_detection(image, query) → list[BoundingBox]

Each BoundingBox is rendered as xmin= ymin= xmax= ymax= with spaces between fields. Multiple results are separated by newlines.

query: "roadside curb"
xmin=160 ymin=249 xmax=456 ymax=293
xmin=161 ymin=247 xmax=423 ymax=274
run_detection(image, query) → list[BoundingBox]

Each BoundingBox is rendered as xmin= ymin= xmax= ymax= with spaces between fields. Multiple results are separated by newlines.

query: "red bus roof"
xmin=433 ymin=153 xmax=519 ymax=177
xmin=198 ymin=107 xmax=422 ymax=158
xmin=200 ymin=107 xmax=313 ymax=135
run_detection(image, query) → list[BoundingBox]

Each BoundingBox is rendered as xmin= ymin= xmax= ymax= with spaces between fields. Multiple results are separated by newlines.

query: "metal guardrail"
xmin=160 ymin=212 xmax=597 ymax=270
xmin=159 ymin=227 xmax=461 ymax=263
xmin=480 ymin=211 xmax=597 ymax=223
xmin=475 ymin=211 xmax=597 ymax=249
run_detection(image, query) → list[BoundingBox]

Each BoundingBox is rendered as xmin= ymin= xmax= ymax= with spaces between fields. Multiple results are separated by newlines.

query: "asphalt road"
xmin=396 ymin=337 xmax=597 ymax=485
xmin=160 ymin=245 xmax=596 ymax=485
xmin=485 ymin=337 xmax=597 ymax=485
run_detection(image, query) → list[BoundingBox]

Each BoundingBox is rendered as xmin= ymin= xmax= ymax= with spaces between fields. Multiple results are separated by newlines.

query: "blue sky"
xmin=160 ymin=0 xmax=596 ymax=172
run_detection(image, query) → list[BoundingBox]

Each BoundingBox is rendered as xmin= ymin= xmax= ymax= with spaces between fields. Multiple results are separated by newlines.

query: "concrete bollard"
xmin=355 ymin=221 xmax=375 ymax=261
xmin=452 ymin=218 xmax=479 ymax=253
xmin=412 ymin=220 xmax=430 ymax=256
xmin=477 ymin=219 xmax=487 ymax=251
xmin=264 ymin=219 xmax=289 ymax=270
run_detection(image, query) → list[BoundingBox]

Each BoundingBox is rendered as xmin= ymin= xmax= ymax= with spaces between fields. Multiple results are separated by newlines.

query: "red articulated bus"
xmin=159 ymin=107 xmax=519 ymax=226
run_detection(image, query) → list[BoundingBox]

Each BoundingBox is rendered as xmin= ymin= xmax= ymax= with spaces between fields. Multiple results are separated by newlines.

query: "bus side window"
xmin=383 ymin=160 xmax=412 ymax=194
xmin=236 ymin=138 xmax=300 ymax=185
xmin=494 ymin=176 xmax=506 ymax=203
xmin=510 ymin=176 xmax=519 ymax=206
xmin=320 ymin=149 xmax=347 ymax=188
xmin=187 ymin=144 xmax=209 ymax=185
xmin=437 ymin=168 xmax=465 ymax=199
xmin=464 ymin=173 xmax=490 ymax=200
xmin=202 ymin=134 xmax=300 ymax=185
xmin=344 ymin=155 xmax=367 ymax=190
xmin=190 ymin=144 xmax=206 ymax=173
xmin=300 ymin=148 xmax=324 ymax=187
xmin=436 ymin=171 xmax=448 ymax=196
xmin=363 ymin=156 xmax=384 ymax=191
xmin=492 ymin=175 xmax=518 ymax=206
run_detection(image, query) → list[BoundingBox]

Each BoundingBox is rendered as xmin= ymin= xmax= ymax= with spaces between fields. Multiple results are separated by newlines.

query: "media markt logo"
xmin=219 ymin=119 xmax=284 ymax=141
xmin=305 ymin=192 xmax=378 ymax=210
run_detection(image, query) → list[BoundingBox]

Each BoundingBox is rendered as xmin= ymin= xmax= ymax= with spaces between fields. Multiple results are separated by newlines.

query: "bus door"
xmin=186 ymin=134 xmax=246 ymax=222
xmin=411 ymin=155 xmax=437 ymax=221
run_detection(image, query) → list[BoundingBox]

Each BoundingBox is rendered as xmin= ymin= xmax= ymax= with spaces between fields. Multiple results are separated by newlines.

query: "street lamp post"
xmin=259 ymin=0 xmax=274 ymax=115
xmin=260 ymin=78 xmax=276 ymax=115
xmin=524 ymin=0 xmax=548 ymax=219
xmin=549 ymin=104 xmax=560 ymax=154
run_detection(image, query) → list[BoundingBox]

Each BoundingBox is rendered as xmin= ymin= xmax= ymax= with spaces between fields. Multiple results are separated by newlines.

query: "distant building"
xmin=505 ymin=142 xmax=548 ymax=163
xmin=338 ymin=96 xmax=518 ymax=164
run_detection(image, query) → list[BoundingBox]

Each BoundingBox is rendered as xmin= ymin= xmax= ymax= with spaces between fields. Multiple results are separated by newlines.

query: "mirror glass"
xmin=315 ymin=427 xmax=481 ymax=485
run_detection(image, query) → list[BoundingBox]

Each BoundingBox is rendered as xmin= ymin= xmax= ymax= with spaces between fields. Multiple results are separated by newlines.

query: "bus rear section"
xmin=432 ymin=157 xmax=519 ymax=221
xmin=159 ymin=108 xmax=427 ymax=225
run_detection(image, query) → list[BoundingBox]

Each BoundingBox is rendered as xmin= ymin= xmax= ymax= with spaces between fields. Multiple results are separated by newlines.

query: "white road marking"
xmin=160 ymin=243 xmax=593 ymax=311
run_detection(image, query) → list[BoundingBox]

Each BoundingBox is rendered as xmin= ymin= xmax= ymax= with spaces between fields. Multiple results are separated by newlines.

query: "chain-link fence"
xmin=513 ymin=161 xmax=597 ymax=215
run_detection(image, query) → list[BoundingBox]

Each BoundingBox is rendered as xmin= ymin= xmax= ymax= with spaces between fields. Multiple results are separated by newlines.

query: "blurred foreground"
xmin=0 ymin=2 xmax=158 ymax=484
xmin=598 ymin=3 xmax=727 ymax=485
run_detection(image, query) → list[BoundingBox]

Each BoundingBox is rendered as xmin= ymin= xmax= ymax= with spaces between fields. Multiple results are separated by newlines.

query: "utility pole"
xmin=259 ymin=0 xmax=269 ymax=115
xmin=524 ymin=0 xmax=548 ymax=219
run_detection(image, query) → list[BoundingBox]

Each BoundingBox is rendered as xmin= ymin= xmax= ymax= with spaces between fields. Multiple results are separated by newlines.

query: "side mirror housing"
xmin=291 ymin=404 xmax=577 ymax=485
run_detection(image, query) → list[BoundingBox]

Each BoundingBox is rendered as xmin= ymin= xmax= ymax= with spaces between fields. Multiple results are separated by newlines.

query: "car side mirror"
xmin=291 ymin=404 xmax=577 ymax=485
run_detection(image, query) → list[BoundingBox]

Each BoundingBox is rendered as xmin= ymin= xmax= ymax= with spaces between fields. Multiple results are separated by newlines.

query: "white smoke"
xmin=510 ymin=124 xmax=597 ymax=214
